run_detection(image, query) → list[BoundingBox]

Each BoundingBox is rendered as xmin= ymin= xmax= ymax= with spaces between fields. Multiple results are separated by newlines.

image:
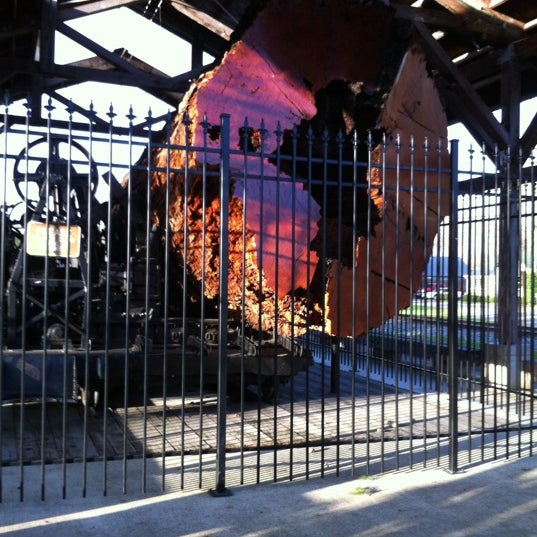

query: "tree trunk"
xmin=135 ymin=0 xmax=450 ymax=338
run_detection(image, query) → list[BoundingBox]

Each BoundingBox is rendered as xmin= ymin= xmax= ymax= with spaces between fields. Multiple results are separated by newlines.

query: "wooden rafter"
xmin=57 ymin=21 xmax=156 ymax=79
xmin=57 ymin=0 xmax=144 ymax=20
xmin=169 ymin=0 xmax=234 ymax=40
xmin=517 ymin=113 xmax=537 ymax=164
xmin=414 ymin=20 xmax=509 ymax=152
xmin=130 ymin=2 xmax=229 ymax=58
xmin=52 ymin=21 xmax=202 ymax=93
xmin=433 ymin=0 xmax=525 ymax=31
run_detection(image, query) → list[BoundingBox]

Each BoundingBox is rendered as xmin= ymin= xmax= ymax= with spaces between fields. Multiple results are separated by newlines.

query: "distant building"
xmin=421 ymin=256 xmax=470 ymax=296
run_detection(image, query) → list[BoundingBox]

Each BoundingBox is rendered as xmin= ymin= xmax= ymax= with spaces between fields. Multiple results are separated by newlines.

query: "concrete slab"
xmin=1 ymin=450 xmax=537 ymax=537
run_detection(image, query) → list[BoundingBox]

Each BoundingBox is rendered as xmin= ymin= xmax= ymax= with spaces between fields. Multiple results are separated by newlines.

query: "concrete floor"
xmin=1 ymin=450 xmax=537 ymax=537
xmin=3 ymin=363 xmax=537 ymax=536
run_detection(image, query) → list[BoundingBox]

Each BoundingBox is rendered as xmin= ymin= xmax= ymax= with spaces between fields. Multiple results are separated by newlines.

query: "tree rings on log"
xmin=137 ymin=0 xmax=450 ymax=338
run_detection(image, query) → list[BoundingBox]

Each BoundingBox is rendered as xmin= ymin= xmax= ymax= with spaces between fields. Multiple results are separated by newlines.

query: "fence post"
xmin=210 ymin=114 xmax=232 ymax=496
xmin=448 ymin=139 xmax=459 ymax=473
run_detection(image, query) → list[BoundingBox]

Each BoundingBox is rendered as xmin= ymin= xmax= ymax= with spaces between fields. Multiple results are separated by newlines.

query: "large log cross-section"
xmin=135 ymin=0 xmax=450 ymax=338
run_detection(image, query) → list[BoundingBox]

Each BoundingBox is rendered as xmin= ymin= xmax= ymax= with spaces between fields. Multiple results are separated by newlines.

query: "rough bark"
xmin=134 ymin=0 xmax=450 ymax=337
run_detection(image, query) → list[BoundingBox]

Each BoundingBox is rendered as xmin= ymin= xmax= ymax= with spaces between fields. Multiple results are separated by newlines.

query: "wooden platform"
xmin=1 ymin=363 xmax=534 ymax=466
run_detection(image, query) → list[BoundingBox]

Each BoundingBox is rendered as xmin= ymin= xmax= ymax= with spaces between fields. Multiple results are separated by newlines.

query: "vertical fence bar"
xmin=421 ymin=137 xmax=429 ymax=467
xmin=199 ymin=114 xmax=210 ymax=489
xmin=180 ymin=113 xmax=191 ymax=491
xmin=463 ymin=147 xmax=474 ymax=464
xmin=62 ymin=102 xmax=74 ymax=500
xmin=334 ymin=130 xmax=344 ymax=475
xmin=331 ymin=131 xmax=343 ymax=399
xmin=123 ymin=105 xmax=135 ymax=494
xmin=211 ymin=113 xmax=231 ymax=496
xmin=273 ymin=122 xmax=282 ymax=481
xmin=350 ymin=130 xmax=359 ymax=477
xmin=408 ymin=135 xmax=415 ymax=468
xmin=0 ymin=95 xmax=8 ymax=504
xmin=142 ymin=109 xmax=152 ymax=492
xmin=478 ymin=143 xmax=488 ymax=459
xmin=393 ymin=134 xmax=401 ymax=469
xmin=18 ymin=101 xmax=31 ymax=501
xmin=526 ymin=152 xmax=537 ymax=456
xmin=305 ymin=126 xmax=314 ymax=480
xmin=255 ymin=119 xmax=266 ymax=484
xmin=515 ymin=148 xmax=523 ymax=451
xmin=81 ymin=103 xmax=93 ymax=497
xmin=448 ymin=139 xmax=459 ymax=473
xmin=492 ymin=145 xmax=501 ymax=458
xmin=364 ymin=131 xmax=372 ymax=475
xmin=238 ymin=118 xmax=249 ymax=486
xmin=142 ymin=109 xmax=154 ymax=493
xmin=102 ymin=104 xmax=116 ymax=496
xmin=504 ymin=147 xmax=515 ymax=458
xmin=434 ymin=139 xmax=444 ymax=466
xmin=288 ymin=125 xmax=298 ymax=482
xmin=379 ymin=133 xmax=387 ymax=473
xmin=161 ymin=111 xmax=172 ymax=492
xmin=320 ymin=128 xmax=329 ymax=477
xmin=40 ymin=99 xmax=54 ymax=501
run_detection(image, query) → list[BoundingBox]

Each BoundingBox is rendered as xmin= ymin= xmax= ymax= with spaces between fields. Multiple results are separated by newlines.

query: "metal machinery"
xmin=1 ymin=133 xmax=312 ymax=407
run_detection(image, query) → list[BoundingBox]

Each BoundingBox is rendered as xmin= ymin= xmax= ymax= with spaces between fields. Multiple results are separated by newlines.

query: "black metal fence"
xmin=0 ymin=99 xmax=536 ymax=501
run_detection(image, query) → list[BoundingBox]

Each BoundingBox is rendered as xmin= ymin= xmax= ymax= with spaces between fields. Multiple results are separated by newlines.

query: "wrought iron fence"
xmin=0 ymin=99 xmax=535 ymax=501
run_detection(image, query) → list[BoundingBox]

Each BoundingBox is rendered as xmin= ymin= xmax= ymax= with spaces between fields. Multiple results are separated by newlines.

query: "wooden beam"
xmin=500 ymin=48 xmax=520 ymax=147
xmin=58 ymin=0 xmax=144 ymax=21
xmin=168 ymin=0 xmax=234 ymax=41
xmin=456 ymin=47 xmax=501 ymax=88
xmin=54 ymin=22 xmax=205 ymax=92
xmin=440 ymin=86 xmax=500 ymax=151
xmin=394 ymin=3 xmax=488 ymax=34
xmin=515 ymin=30 xmax=537 ymax=58
xmin=39 ymin=0 xmax=56 ymax=72
xmin=57 ymin=21 xmax=151 ymax=77
xmin=50 ymin=63 xmax=191 ymax=92
xmin=130 ymin=3 xmax=229 ymax=58
xmin=433 ymin=0 xmax=525 ymax=32
xmin=414 ymin=20 xmax=509 ymax=150
xmin=517 ymin=112 xmax=537 ymax=163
